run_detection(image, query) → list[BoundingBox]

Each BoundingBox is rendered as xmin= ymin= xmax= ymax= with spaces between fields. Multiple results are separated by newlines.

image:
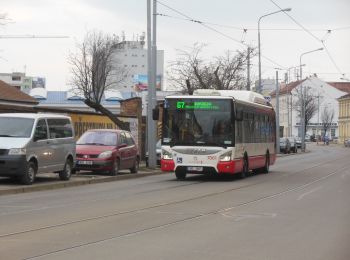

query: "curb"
xmin=0 ymin=168 xmax=164 ymax=197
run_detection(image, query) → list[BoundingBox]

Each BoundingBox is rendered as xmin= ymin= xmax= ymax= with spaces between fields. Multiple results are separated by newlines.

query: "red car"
xmin=75 ymin=129 xmax=139 ymax=175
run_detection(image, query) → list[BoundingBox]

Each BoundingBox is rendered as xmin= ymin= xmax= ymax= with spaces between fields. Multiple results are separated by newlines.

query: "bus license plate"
xmin=187 ymin=166 xmax=203 ymax=172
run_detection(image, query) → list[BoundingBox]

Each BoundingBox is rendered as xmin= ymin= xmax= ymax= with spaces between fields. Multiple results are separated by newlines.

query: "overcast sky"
xmin=0 ymin=0 xmax=349 ymax=91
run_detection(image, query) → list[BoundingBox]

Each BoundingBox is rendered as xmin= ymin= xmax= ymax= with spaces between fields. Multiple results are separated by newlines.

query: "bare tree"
xmin=167 ymin=43 xmax=255 ymax=94
xmin=69 ymin=31 xmax=129 ymax=130
xmin=293 ymin=88 xmax=318 ymax=134
xmin=321 ymin=106 xmax=334 ymax=137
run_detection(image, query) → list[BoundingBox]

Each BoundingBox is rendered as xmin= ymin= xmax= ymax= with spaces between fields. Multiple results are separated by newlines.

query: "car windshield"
xmin=0 ymin=117 xmax=34 ymax=138
xmin=77 ymin=131 xmax=117 ymax=146
xmin=156 ymin=140 xmax=161 ymax=149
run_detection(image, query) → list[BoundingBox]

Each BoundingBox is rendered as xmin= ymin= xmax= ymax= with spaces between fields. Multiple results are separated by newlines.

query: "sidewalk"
xmin=0 ymin=164 xmax=163 ymax=196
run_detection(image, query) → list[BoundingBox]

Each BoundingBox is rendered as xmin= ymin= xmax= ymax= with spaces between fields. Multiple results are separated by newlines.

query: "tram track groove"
xmin=23 ymin=160 xmax=350 ymax=259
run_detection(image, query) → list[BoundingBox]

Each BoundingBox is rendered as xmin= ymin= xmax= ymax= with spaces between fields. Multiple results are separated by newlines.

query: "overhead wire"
xmin=270 ymin=0 xmax=346 ymax=78
xmin=157 ymin=0 xmax=287 ymax=69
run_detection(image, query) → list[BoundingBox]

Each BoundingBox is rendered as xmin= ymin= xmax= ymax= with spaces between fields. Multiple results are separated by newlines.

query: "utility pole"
xmin=247 ymin=47 xmax=250 ymax=91
xmin=146 ymin=0 xmax=157 ymax=168
xmin=276 ymin=70 xmax=280 ymax=153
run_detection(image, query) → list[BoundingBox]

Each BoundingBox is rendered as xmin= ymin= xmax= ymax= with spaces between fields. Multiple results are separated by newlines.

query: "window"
xmin=34 ymin=119 xmax=48 ymax=141
xmin=47 ymin=118 xmax=73 ymax=138
xmin=12 ymin=76 xmax=21 ymax=81
xmin=119 ymin=132 xmax=127 ymax=145
xmin=125 ymin=132 xmax=135 ymax=145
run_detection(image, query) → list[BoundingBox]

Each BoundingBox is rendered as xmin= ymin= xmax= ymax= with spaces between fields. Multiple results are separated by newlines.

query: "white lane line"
xmin=297 ymin=186 xmax=323 ymax=201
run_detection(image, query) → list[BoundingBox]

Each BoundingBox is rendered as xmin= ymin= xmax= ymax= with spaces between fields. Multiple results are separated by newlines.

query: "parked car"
xmin=145 ymin=139 xmax=161 ymax=167
xmin=0 ymin=113 xmax=75 ymax=185
xmin=344 ymin=139 xmax=350 ymax=147
xmin=287 ymin=137 xmax=298 ymax=153
xmin=280 ymin=137 xmax=291 ymax=154
xmin=295 ymin=137 xmax=302 ymax=149
xmin=75 ymin=129 xmax=139 ymax=175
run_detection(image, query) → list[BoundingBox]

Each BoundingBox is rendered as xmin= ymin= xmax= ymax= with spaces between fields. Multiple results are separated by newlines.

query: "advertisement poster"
xmin=133 ymin=74 xmax=161 ymax=92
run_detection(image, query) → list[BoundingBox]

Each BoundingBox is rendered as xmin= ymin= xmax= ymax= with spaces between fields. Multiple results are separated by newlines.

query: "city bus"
xmin=159 ymin=89 xmax=276 ymax=179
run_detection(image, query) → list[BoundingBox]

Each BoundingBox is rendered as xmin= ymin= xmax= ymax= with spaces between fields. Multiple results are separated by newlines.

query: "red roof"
xmin=0 ymin=80 xmax=38 ymax=104
xmin=338 ymin=93 xmax=350 ymax=100
xmin=270 ymin=80 xmax=350 ymax=97
xmin=270 ymin=80 xmax=306 ymax=97
xmin=327 ymin=82 xmax=350 ymax=94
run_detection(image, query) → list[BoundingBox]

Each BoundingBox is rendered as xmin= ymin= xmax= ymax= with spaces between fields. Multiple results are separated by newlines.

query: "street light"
xmin=258 ymin=8 xmax=292 ymax=94
xmin=299 ymin=47 xmax=323 ymax=152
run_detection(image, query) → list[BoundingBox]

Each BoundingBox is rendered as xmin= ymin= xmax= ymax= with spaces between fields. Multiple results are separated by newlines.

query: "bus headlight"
xmin=219 ymin=151 xmax=232 ymax=162
xmin=9 ymin=148 xmax=26 ymax=155
xmin=162 ymin=149 xmax=172 ymax=160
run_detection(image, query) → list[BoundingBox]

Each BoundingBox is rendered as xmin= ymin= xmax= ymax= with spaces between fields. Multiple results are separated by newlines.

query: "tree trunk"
xmin=84 ymin=99 xmax=130 ymax=131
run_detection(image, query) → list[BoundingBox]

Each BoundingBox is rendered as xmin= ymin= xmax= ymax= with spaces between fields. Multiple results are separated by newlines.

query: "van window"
xmin=34 ymin=119 xmax=48 ymax=141
xmin=47 ymin=118 xmax=73 ymax=138
xmin=125 ymin=132 xmax=135 ymax=145
xmin=0 ymin=117 xmax=34 ymax=138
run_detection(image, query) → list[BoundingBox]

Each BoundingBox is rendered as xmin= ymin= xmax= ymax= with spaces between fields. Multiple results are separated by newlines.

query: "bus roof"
xmin=166 ymin=89 xmax=271 ymax=107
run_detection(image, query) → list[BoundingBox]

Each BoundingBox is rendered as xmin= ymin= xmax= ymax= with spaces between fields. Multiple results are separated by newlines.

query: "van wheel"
xmin=21 ymin=161 xmax=36 ymax=185
xmin=59 ymin=158 xmax=73 ymax=181
xmin=110 ymin=159 xmax=119 ymax=176
xmin=130 ymin=157 xmax=139 ymax=173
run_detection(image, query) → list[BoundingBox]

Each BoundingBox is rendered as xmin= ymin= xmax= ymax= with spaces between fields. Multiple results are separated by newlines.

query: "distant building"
xmin=0 ymin=72 xmax=46 ymax=94
xmin=270 ymin=76 xmax=350 ymax=138
xmin=109 ymin=33 xmax=164 ymax=92
xmin=338 ymin=93 xmax=350 ymax=144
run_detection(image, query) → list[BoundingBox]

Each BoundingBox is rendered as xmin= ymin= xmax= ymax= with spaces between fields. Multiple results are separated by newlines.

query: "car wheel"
xmin=175 ymin=169 xmax=186 ymax=180
xmin=59 ymin=158 xmax=73 ymax=181
xmin=130 ymin=157 xmax=139 ymax=173
xmin=21 ymin=161 xmax=36 ymax=185
xmin=109 ymin=158 xmax=119 ymax=176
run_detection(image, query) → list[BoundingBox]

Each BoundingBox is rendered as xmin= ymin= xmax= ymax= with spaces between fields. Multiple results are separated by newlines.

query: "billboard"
xmin=133 ymin=74 xmax=161 ymax=92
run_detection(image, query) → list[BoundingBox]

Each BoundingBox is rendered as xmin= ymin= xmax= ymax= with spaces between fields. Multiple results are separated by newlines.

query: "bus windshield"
xmin=163 ymin=98 xmax=234 ymax=147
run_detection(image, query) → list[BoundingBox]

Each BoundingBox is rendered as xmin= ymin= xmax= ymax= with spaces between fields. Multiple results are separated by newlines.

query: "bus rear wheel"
xmin=175 ymin=169 xmax=186 ymax=180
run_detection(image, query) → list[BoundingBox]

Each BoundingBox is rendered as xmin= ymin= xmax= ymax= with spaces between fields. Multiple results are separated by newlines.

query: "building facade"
xmin=110 ymin=35 xmax=164 ymax=92
xmin=0 ymin=72 xmax=45 ymax=94
xmin=270 ymin=76 xmax=350 ymax=139
xmin=338 ymin=94 xmax=350 ymax=143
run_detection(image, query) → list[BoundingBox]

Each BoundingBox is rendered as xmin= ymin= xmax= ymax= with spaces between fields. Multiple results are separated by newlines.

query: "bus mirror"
xmin=152 ymin=106 xmax=159 ymax=120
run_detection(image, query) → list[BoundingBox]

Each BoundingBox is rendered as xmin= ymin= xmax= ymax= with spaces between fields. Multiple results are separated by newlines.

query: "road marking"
xmin=297 ymin=186 xmax=323 ymax=201
xmin=221 ymin=212 xmax=277 ymax=221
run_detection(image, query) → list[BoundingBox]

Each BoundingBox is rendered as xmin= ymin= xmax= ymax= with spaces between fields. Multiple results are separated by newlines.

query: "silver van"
xmin=0 ymin=113 xmax=76 ymax=184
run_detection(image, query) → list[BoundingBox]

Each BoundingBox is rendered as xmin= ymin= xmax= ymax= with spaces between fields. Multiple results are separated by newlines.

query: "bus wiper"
xmin=0 ymin=134 xmax=13 ymax=137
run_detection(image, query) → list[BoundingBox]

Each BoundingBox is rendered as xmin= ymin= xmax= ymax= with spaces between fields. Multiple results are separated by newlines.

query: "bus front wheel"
xmin=175 ymin=169 xmax=186 ymax=180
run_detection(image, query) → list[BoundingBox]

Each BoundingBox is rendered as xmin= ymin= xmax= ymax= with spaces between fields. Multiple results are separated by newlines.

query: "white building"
xmin=110 ymin=34 xmax=164 ymax=92
xmin=270 ymin=76 xmax=350 ymax=139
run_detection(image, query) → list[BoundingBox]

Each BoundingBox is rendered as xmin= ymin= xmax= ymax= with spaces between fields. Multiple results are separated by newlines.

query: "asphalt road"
xmin=0 ymin=143 xmax=349 ymax=260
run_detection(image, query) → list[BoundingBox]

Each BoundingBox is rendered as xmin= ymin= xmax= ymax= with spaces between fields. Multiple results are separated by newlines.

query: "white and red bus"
xmin=160 ymin=89 xmax=276 ymax=179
